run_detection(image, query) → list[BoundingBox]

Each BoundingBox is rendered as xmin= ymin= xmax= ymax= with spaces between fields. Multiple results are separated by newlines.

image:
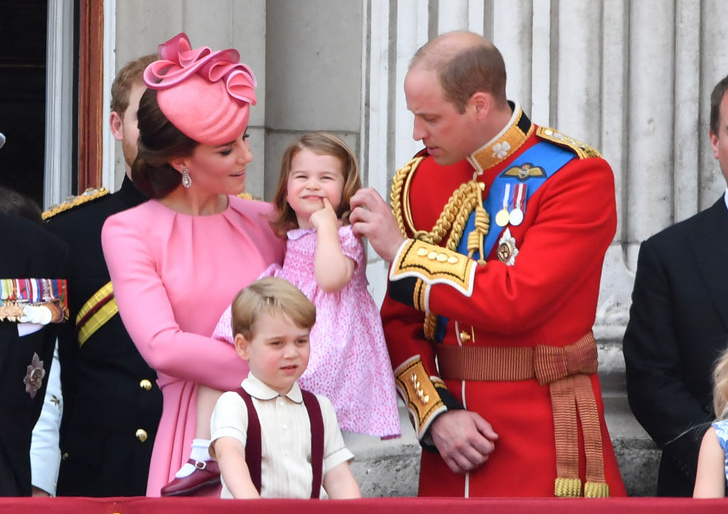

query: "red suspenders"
xmin=237 ymin=389 xmax=324 ymax=498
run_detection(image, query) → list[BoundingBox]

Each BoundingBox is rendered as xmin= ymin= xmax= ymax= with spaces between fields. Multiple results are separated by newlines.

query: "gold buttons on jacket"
xmin=136 ymin=429 xmax=148 ymax=443
xmin=139 ymin=379 xmax=152 ymax=391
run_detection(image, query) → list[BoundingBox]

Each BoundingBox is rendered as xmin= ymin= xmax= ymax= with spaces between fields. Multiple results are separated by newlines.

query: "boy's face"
xmin=235 ymin=310 xmax=310 ymax=395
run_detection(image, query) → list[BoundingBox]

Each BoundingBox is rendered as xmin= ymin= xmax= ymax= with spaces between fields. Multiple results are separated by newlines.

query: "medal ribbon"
xmin=501 ymin=183 xmax=511 ymax=213
xmin=512 ymin=183 xmax=526 ymax=213
xmin=495 ymin=183 xmax=511 ymax=227
xmin=0 ymin=278 xmax=69 ymax=323
xmin=509 ymin=183 xmax=527 ymax=226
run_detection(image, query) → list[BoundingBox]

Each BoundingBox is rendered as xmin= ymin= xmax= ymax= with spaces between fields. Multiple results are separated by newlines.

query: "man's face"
xmin=120 ymin=82 xmax=146 ymax=172
xmin=710 ymin=90 xmax=728 ymax=186
xmin=404 ymin=67 xmax=480 ymax=166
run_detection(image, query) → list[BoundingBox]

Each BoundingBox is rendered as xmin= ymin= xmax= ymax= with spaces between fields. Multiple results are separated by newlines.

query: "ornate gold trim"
xmin=468 ymin=108 xmax=534 ymax=173
xmin=537 ymin=126 xmax=601 ymax=159
xmin=394 ymin=356 xmax=446 ymax=439
xmin=76 ymin=281 xmax=118 ymax=347
xmin=390 ymin=240 xmax=476 ymax=296
xmin=42 ymin=188 xmax=110 ymax=220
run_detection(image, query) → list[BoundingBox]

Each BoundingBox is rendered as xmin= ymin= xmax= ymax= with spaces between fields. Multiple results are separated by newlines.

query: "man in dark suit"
xmin=0 ymin=213 xmax=68 ymax=496
xmin=44 ymin=54 xmax=163 ymax=497
xmin=623 ymin=74 xmax=728 ymax=497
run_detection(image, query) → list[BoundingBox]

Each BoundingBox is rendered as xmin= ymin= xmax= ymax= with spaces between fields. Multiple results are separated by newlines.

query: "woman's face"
xmin=182 ymin=130 xmax=252 ymax=196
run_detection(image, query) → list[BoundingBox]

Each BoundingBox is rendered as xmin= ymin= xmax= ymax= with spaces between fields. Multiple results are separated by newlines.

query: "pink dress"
xmin=101 ymin=196 xmax=284 ymax=497
xmin=213 ymin=225 xmax=400 ymax=439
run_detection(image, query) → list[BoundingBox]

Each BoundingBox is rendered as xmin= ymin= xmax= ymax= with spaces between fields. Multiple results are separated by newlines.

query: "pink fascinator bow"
xmin=143 ymin=33 xmax=257 ymax=146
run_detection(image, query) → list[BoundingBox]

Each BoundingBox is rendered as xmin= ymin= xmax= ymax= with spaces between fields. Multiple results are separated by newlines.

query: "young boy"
xmin=209 ymin=277 xmax=361 ymax=499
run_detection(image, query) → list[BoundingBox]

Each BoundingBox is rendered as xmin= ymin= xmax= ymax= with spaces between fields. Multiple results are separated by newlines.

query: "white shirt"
xmin=210 ymin=373 xmax=354 ymax=499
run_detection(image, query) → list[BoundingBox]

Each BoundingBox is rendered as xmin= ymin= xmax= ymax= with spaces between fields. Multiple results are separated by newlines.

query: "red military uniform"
xmin=384 ymin=103 xmax=626 ymax=497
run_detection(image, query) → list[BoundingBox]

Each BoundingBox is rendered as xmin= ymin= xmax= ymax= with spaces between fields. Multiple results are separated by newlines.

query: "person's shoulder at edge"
xmin=641 ymin=197 xmax=722 ymax=251
xmin=0 ymin=213 xmax=68 ymax=275
xmin=42 ymin=188 xmax=113 ymax=224
xmin=533 ymin=124 xmax=604 ymax=162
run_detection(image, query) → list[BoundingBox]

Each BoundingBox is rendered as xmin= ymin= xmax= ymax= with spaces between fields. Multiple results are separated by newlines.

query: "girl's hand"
xmin=309 ymin=197 xmax=339 ymax=231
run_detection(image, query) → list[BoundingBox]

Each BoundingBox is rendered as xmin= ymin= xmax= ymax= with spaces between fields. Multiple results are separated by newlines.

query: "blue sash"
xmin=435 ymin=142 xmax=575 ymax=342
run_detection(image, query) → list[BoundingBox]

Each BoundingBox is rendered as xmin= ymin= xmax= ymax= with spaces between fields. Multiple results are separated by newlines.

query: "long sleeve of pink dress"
xmin=101 ymin=196 xmax=284 ymax=496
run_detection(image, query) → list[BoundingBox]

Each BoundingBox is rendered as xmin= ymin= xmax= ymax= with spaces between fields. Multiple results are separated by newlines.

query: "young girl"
xmin=694 ymin=347 xmax=728 ymax=497
xmin=222 ymin=132 xmax=400 ymax=439
xmin=162 ymin=133 xmax=401 ymax=496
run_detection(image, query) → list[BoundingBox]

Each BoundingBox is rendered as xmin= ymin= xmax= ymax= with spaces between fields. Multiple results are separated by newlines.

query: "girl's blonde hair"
xmin=714 ymin=346 xmax=728 ymax=420
xmin=270 ymin=132 xmax=362 ymax=237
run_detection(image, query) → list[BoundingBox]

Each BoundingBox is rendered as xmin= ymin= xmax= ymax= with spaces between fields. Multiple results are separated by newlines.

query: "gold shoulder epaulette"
xmin=537 ymin=126 xmax=602 ymax=159
xmin=42 ymin=188 xmax=111 ymax=220
xmin=236 ymin=192 xmax=253 ymax=200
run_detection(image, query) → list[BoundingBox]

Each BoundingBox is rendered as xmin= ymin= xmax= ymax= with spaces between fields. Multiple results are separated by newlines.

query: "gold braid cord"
xmin=391 ymin=158 xmax=489 ymax=340
xmin=42 ymin=188 xmax=110 ymax=220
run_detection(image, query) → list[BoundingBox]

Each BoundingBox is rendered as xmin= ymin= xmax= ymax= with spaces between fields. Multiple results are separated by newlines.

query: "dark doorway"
xmin=0 ymin=0 xmax=48 ymax=209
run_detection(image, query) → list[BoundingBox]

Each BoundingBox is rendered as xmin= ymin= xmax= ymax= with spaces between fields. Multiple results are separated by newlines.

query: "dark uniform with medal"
xmin=0 ymin=213 xmax=68 ymax=496
xmin=44 ymin=176 xmax=162 ymax=496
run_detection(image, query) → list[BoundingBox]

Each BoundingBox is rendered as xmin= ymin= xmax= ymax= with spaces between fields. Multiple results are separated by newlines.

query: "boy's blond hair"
xmin=230 ymin=277 xmax=316 ymax=341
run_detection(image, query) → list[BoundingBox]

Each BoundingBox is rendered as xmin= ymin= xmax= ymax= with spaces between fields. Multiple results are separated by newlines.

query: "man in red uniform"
xmin=350 ymin=31 xmax=626 ymax=497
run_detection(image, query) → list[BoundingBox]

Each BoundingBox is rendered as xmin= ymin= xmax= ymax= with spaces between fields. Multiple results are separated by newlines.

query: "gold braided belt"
xmin=434 ymin=332 xmax=609 ymax=498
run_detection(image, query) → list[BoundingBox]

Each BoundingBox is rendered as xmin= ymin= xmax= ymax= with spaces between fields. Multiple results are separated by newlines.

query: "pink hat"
xmin=143 ymin=33 xmax=257 ymax=146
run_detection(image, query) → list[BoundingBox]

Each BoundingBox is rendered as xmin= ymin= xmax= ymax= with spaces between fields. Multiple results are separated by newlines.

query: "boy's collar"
xmin=242 ymin=372 xmax=303 ymax=404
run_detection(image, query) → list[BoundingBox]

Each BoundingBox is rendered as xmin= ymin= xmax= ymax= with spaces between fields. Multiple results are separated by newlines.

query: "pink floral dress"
xmin=213 ymin=225 xmax=400 ymax=438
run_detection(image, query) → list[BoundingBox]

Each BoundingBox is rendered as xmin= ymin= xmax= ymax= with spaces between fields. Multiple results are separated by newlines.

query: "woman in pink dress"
xmin=101 ymin=33 xmax=283 ymax=497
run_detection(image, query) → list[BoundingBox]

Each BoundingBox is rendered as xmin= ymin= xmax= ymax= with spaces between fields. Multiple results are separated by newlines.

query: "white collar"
xmin=241 ymin=372 xmax=303 ymax=404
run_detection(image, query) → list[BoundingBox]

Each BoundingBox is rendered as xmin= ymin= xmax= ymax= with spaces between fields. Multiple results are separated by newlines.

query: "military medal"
xmin=0 ymin=303 xmax=24 ymax=322
xmin=23 ymin=352 xmax=46 ymax=399
xmin=0 ymin=278 xmax=68 ymax=324
xmin=497 ymin=228 xmax=519 ymax=266
xmin=509 ymin=183 xmax=527 ymax=226
xmin=495 ymin=183 xmax=511 ymax=227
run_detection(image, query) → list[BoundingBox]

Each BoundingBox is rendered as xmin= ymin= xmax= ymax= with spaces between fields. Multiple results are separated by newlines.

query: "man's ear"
xmin=469 ymin=91 xmax=491 ymax=120
xmin=234 ymin=333 xmax=250 ymax=361
xmin=710 ymin=131 xmax=720 ymax=160
xmin=110 ymin=111 xmax=124 ymax=141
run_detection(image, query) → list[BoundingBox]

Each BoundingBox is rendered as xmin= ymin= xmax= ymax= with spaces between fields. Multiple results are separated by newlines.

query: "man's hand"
xmin=350 ymin=188 xmax=405 ymax=262
xmin=430 ymin=410 xmax=498 ymax=474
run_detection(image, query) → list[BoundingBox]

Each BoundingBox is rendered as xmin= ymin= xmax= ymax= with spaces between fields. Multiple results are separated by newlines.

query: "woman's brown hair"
xmin=131 ymin=88 xmax=198 ymax=199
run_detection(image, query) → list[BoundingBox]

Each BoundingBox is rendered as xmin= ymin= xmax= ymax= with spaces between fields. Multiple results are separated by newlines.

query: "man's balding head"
xmin=410 ymin=31 xmax=507 ymax=113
